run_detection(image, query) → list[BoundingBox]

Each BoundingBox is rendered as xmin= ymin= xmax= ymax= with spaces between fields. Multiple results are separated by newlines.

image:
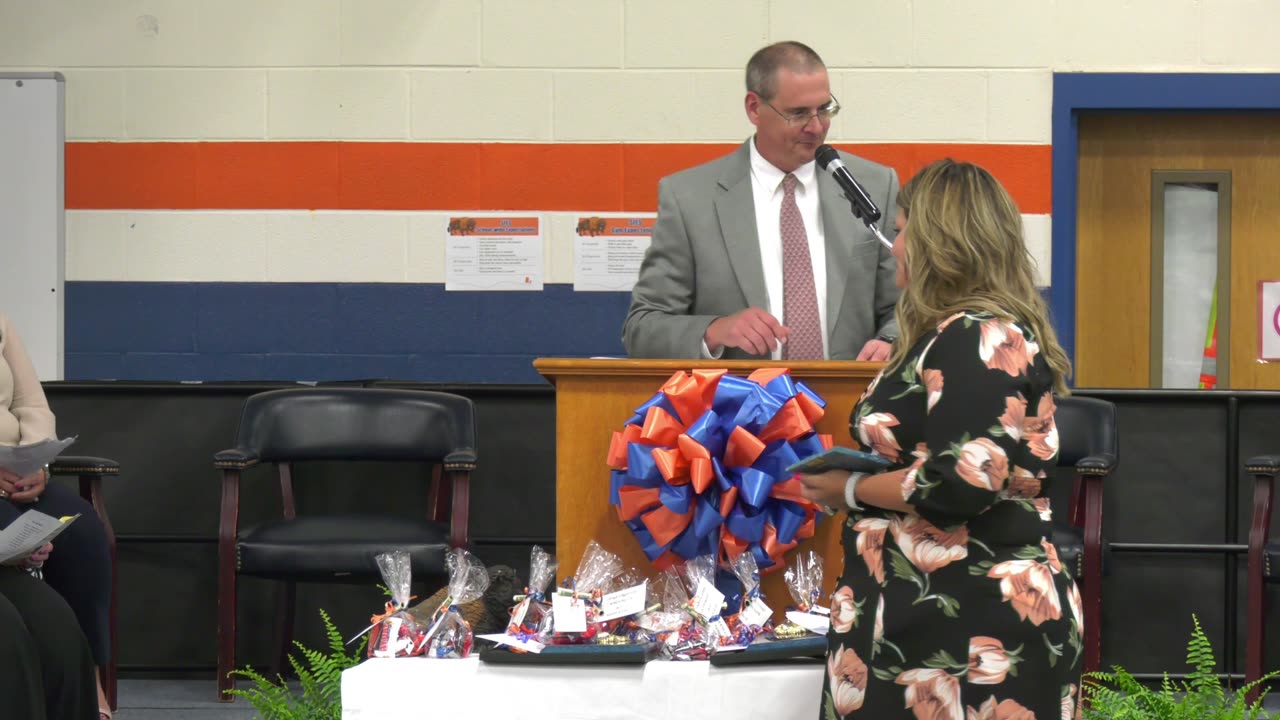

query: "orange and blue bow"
xmin=607 ymin=368 xmax=830 ymax=573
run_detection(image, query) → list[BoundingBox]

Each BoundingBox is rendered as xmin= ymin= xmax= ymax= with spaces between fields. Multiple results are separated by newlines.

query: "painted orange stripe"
xmin=67 ymin=141 xmax=1052 ymax=214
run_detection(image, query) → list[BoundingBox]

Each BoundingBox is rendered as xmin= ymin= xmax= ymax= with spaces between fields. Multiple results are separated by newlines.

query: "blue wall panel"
xmin=66 ymin=282 xmax=633 ymax=383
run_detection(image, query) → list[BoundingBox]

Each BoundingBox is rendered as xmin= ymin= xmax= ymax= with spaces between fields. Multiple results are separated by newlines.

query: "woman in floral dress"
xmin=798 ymin=159 xmax=1082 ymax=720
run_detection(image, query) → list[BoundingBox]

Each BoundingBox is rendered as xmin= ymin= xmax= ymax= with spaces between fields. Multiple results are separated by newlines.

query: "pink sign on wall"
xmin=1260 ymin=281 xmax=1280 ymax=362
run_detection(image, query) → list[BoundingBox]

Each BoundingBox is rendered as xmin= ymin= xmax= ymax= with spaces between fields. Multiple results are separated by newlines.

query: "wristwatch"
xmin=876 ymin=333 xmax=897 ymax=344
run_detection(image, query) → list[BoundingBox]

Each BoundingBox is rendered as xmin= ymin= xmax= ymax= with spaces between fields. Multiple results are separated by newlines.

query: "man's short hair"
xmin=745 ymin=41 xmax=826 ymax=100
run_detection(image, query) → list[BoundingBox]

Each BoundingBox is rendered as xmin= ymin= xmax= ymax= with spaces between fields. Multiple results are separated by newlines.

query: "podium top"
xmin=533 ymin=357 xmax=885 ymax=382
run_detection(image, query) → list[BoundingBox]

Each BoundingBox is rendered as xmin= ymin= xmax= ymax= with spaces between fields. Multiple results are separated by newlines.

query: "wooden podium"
xmin=533 ymin=358 xmax=881 ymax=615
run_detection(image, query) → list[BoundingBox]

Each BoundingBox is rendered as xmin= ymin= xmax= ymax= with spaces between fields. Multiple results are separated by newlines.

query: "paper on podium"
xmin=0 ymin=510 xmax=79 ymax=564
xmin=0 ymin=436 xmax=75 ymax=477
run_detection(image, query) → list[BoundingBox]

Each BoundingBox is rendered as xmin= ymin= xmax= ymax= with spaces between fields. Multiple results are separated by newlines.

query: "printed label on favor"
xmin=597 ymin=581 xmax=648 ymax=622
xmin=739 ymin=598 xmax=774 ymax=628
xmin=691 ymin=578 xmax=727 ymax=621
xmin=552 ymin=593 xmax=588 ymax=633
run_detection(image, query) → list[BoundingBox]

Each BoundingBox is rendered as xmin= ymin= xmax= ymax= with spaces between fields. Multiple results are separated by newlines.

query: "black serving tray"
xmin=708 ymin=635 xmax=827 ymax=666
xmin=479 ymin=642 xmax=657 ymax=665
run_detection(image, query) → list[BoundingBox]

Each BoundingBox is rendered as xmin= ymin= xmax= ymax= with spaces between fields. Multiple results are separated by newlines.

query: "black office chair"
xmin=1244 ymin=454 xmax=1280 ymax=703
xmin=1050 ymin=396 xmax=1118 ymax=676
xmin=50 ymin=455 xmax=121 ymax=712
xmin=213 ymin=388 xmax=477 ymax=701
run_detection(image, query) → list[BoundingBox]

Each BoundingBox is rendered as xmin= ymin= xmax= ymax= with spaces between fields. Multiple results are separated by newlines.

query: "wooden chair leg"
xmin=1245 ymin=567 xmax=1266 ymax=705
xmin=218 ymin=470 xmax=241 ymax=702
xmin=1081 ymin=475 xmax=1104 ymax=676
xmin=270 ymin=582 xmax=297 ymax=680
xmin=79 ymin=474 xmax=119 ymax=711
xmin=105 ymin=540 xmax=118 ymax=710
xmin=217 ymin=563 xmax=236 ymax=701
xmin=1245 ymin=470 xmax=1274 ymax=705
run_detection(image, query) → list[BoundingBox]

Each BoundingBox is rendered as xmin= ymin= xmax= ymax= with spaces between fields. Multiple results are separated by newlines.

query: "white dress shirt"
xmin=747 ymin=139 xmax=829 ymax=360
xmin=701 ymin=139 xmax=831 ymax=360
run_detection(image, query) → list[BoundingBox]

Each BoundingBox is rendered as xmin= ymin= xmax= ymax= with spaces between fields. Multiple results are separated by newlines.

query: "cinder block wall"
xmin=2 ymin=0 xmax=1275 ymax=381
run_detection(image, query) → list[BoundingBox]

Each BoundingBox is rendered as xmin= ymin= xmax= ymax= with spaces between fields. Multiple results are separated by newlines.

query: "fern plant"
xmin=228 ymin=609 xmax=367 ymax=720
xmin=1082 ymin=615 xmax=1278 ymax=720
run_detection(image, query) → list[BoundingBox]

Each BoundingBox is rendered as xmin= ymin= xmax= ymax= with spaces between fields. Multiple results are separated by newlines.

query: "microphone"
xmin=814 ymin=144 xmax=893 ymax=250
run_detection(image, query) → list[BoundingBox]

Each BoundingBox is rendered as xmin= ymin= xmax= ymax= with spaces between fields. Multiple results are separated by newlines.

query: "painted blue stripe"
xmin=1049 ymin=72 xmax=1280 ymax=382
xmin=65 ymin=282 xmax=632 ymax=383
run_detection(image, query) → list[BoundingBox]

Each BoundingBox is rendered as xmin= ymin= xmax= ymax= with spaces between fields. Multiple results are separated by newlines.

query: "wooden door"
xmin=1076 ymin=113 xmax=1280 ymax=389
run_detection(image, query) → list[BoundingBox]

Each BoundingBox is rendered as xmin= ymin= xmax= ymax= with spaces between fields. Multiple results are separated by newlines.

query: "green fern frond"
xmin=322 ymin=609 xmax=348 ymax=657
xmin=227 ymin=608 xmax=368 ymax=720
xmin=1082 ymin=615 xmax=1280 ymax=720
xmin=1184 ymin=615 xmax=1224 ymax=704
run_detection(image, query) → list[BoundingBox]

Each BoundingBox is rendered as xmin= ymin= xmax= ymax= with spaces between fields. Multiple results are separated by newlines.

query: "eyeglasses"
xmin=761 ymin=95 xmax=841 ymax=127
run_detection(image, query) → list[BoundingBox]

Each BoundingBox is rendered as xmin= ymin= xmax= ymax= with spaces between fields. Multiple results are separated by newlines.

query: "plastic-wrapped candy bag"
xmin=367 ymin=551 xmax=425 ymax=658
xmin=507 ymin=545 xmax=558 ymax=639
xmin=591 ymin=565 xmax=654 ymax=645
xmin=417 ymin=548 xmax=490 ymax=658
xmin=775 ymin=550 xmax=829 ymax=639
xmin=572 ymin=540 xmax=623 ymax=597
xmin=546 ymin=540 xmax=623 ymax=644
xmin=679 ymin=555 xmax=733 ymax=652
xmin=729 ymin=552 xmax=774 ymax=645
xmin=784 ymin=550 xmax=824 ymax=612
xmin=641 ymin=567 xmax=703 ymax=659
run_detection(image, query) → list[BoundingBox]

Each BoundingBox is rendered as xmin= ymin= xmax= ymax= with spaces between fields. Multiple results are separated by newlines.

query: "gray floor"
xmin=113 ymin=679 xmax=262 ymax=720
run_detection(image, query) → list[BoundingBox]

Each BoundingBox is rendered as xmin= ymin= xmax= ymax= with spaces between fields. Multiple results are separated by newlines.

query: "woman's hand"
xmin=797 ymin=469 xmax=852 ymax=510
xmin=0 ymin=468 xmax=18 ymax=502
xmin=2 ymin=542 xmax=52 ymax=568
xmin=22 ymin=542 xmax=52 ymax=568
xmin=0 ymin=467 xmax=46 ymax=504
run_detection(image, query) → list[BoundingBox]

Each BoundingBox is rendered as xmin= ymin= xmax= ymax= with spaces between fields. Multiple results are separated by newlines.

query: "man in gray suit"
xmin=623 ymin=41 xmax=900 ymax=361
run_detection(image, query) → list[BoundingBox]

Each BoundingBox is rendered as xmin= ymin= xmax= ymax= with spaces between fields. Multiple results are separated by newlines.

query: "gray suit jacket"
xmin=622 ymin=140 xmax=900 ymax=360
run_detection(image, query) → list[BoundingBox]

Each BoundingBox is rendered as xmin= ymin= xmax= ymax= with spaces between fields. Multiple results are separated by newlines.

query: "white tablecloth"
xmin=342 ymin=656 xmax=825 ymax=720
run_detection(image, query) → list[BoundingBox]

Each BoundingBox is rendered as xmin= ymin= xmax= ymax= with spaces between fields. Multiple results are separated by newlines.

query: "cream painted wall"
xmin=2 ymin=0 xmax=1277 ymax=285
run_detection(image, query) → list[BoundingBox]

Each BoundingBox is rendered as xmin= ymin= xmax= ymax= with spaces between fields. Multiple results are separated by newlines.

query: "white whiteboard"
xmin=0 ymin=73 xmax=63 ymax=380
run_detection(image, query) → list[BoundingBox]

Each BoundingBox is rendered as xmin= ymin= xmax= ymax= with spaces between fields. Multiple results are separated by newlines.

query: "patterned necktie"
xmin=780 ymin=173 xmax=823 ymax=360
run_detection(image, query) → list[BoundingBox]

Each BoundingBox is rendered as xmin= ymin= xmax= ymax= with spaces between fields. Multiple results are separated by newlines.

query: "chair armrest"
xmin=50 ymin=456 xmax=120 ymax=476
xmin=1076 ymin=453 xmax=1117 ymax=476
xmin=444 ymin=447 xmax=477 ymax=472
xmin=1245 ymin=455 xmax=1280 ymax=474
xmin=214 ymin=448 xmax=260 ymax=470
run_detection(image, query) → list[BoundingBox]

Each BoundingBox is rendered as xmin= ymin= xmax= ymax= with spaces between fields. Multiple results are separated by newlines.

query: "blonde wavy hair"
xmin=889 ymin=159 xmax=1072 ymax=394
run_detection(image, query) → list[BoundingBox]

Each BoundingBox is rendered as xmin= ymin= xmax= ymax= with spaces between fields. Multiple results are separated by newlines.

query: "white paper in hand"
xmin=0 ymin=510 xmax=79 ymax=565
xmin=0 ymin=436 xmax=76 ymax=477
xmin=552 ymin=593 xmax=588 ymax=633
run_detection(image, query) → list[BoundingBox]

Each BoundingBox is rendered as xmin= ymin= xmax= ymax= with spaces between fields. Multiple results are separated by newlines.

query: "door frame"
xmin=1049 ymin=73 xmax=1280 ymax=376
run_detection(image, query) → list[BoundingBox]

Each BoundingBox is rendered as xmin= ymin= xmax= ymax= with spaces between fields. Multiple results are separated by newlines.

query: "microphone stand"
xmin=840 ymin=191 xmax=894 ymax=251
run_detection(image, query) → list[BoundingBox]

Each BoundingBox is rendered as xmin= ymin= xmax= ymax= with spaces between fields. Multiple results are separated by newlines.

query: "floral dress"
xmin=821 ymin=312 xmax=1083 ymax=720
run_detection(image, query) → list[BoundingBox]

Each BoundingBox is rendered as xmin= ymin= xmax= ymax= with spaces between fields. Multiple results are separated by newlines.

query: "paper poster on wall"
xmin=445 ymin=215 xmax=543 ymax=291
xmin=1260 ymin=280 xmax=1280 ymax=362
xmin=573 ymin=214 xmax=654 ymax=292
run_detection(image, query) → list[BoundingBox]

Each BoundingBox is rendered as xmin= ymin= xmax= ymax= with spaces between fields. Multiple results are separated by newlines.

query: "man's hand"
xmin=797 ymin=469 xmax=850 ymax=510
xmin=705 ymin=308 xmax=789 ymax=357
xmin=856 ymin=338 xmax=893 ymax=362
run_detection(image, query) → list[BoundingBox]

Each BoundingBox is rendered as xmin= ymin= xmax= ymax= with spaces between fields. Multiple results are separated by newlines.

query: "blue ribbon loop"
xmin=611 ymin=371 xmax=827 ymax=567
